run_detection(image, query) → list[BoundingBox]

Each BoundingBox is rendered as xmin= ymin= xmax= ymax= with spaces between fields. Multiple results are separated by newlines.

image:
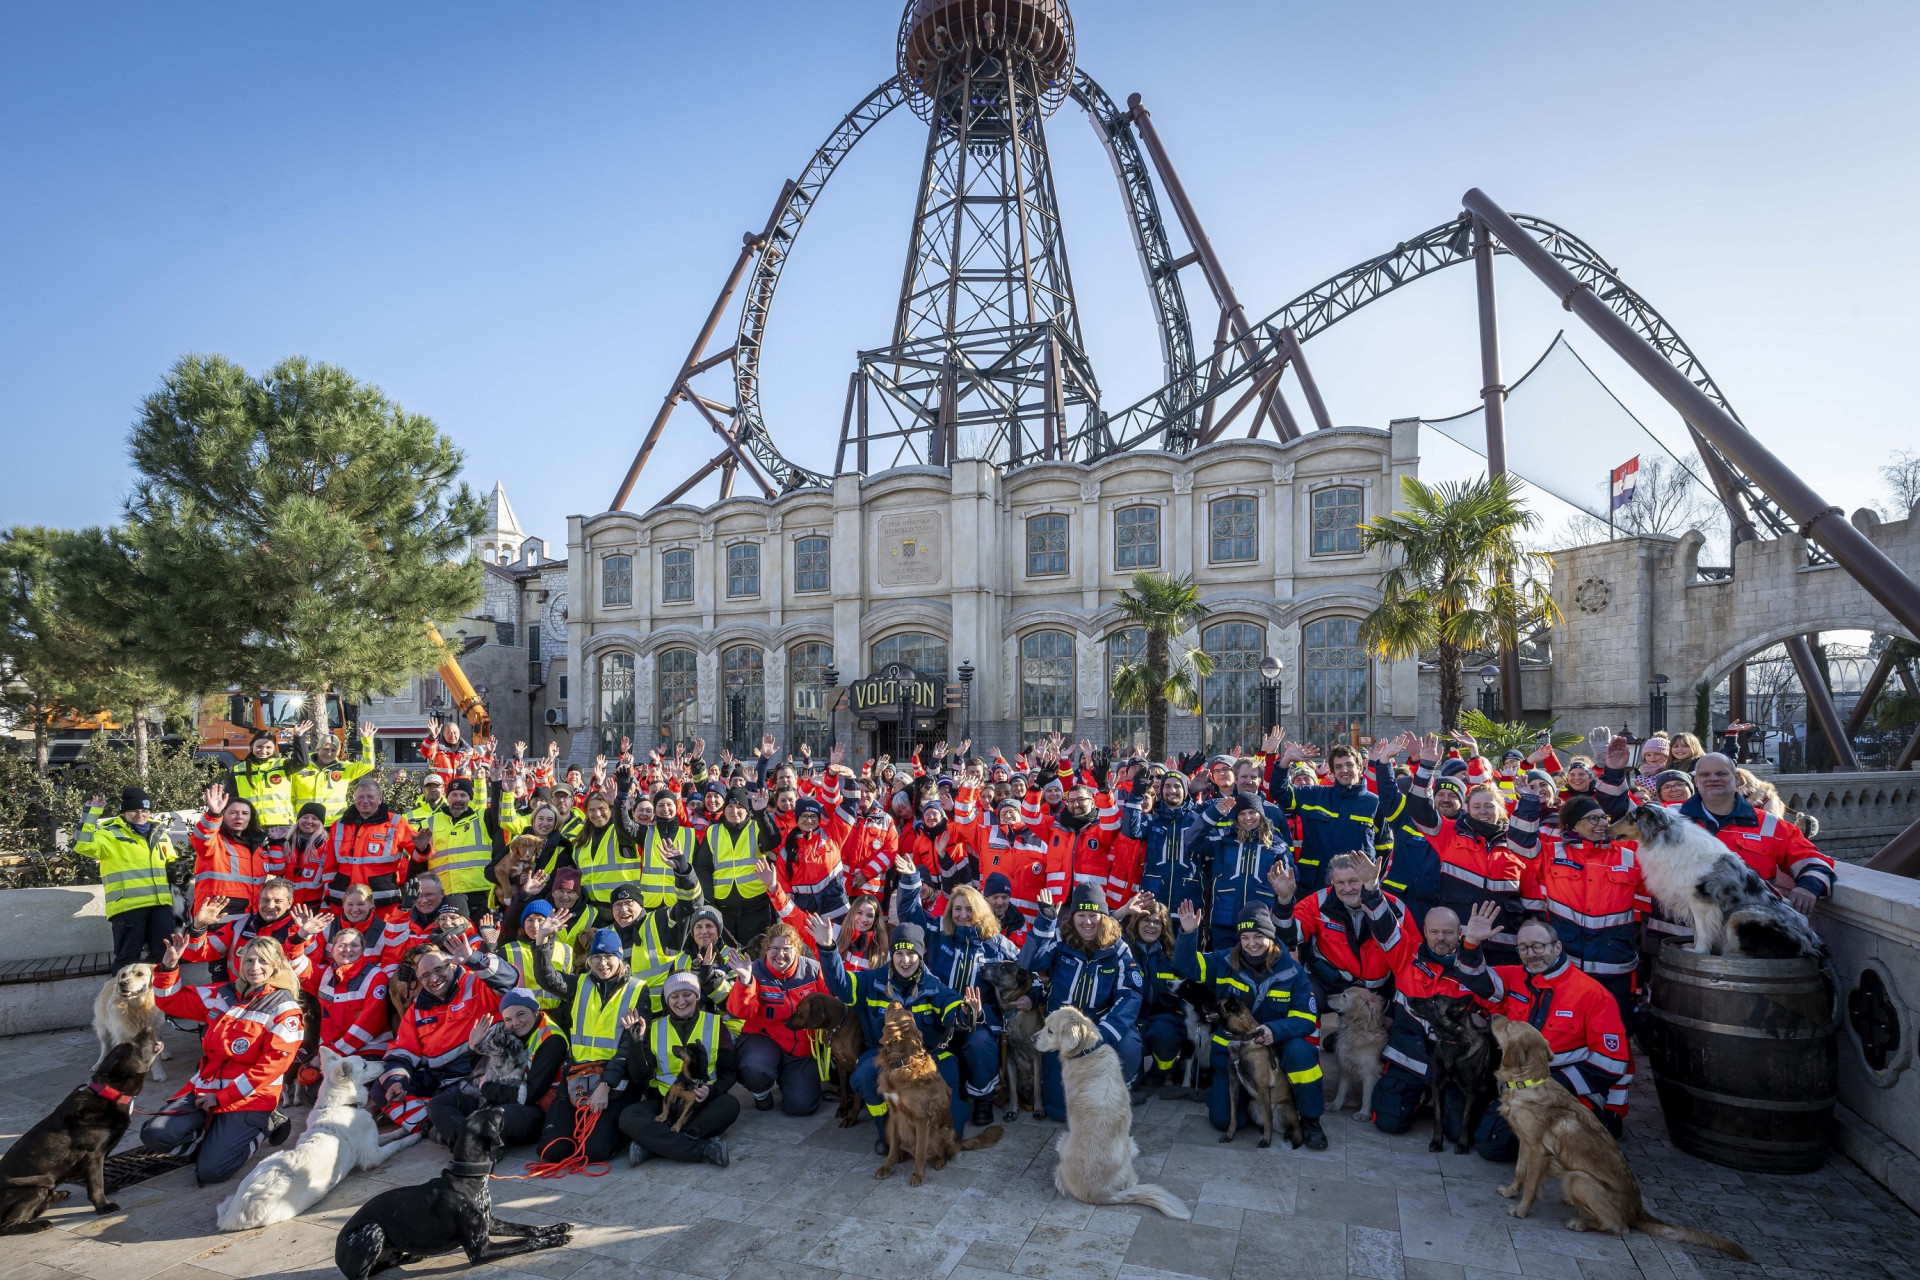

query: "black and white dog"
xmin=1612 ymin=804 xmax=1825 ymax=959
xmin=334 ymin=1107 xmax=570 ymax=1279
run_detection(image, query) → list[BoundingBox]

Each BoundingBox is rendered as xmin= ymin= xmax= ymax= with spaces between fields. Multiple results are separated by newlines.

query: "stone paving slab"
xmin=1 ymin=1022 xmax=1916 ymax=1279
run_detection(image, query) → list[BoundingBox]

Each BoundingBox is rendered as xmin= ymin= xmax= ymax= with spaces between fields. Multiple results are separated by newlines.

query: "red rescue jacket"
xmin=153 ymin=969 xmax=303 ymax=1113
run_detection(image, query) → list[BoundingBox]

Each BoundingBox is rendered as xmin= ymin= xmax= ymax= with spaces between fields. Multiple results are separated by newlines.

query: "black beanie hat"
xmin=446 ymin=776 xmax=475 ymax=797
xmin=120 ymin=786 xmax=153 ymax=813
xmin=1067 ymin=885 xmax=1108 ymax=918
xmin=1561 ymin=796 xmax=1606 ymax=830
xmin=893 ymin=922 xmax=927 ymax=954
xmin=297 ymin=801 xmax=329 ymax=824
xmin=1236 ymin=904 xmax=1279 ymax=940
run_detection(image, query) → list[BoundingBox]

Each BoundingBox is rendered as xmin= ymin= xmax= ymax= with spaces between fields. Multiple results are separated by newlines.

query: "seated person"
xmin=1116 ymin=894 xmax=1186 ymax=1096
xmin=423 ymin=990 xmax=569 ymax=1148
xmin=1455 ymin=908 xmax=1632 ymax=1161
xmin=1171 ymin=900 xmax=1327 ymax=1150
xmin=375 ymin=934 xmax=516 ymax=1133
xmin=895 ymin=858 xmax=1019 ymax=1128
xmin=725 ymin=920 xmax=828 ymax=1116
xmin=524 ymin=921 xmax=648 ymax=1165
xmin=144 ymin=933 xmax=304 ymax=1184
xmin=1369 ymin=905 xmax=1499 ymax=1143
xmin=614 ymin=970 xmax=741 ymax=1167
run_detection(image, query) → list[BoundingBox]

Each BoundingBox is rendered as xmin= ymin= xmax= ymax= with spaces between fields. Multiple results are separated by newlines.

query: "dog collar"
xmin=1064 ymin=1041 xmax=1105 ymax=1061
xmin=447 ymin=1160 xmax=494 ymax=1177
xmin=88 ymin=1083 xmax=131 ymax=1106
xmin=1501 ymin=1077 xmax=1549 ymax=1091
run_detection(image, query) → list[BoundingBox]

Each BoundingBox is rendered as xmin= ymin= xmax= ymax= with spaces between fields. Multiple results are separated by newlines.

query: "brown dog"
xmin=1217 ymin=996 xmax=1301 ymax=1149
xmin=491 ymin=835 xmax=542 ymax=914
xmin=785 ymin=992 xmax=864 ymax=1127
xmin=978 ymin=961 xmax=1043 ymax=1120
xmin=1491 ymin=1017 xmax=1750 ymax=1258
xmin=660 ymin=1041 xmax=712 ymax=1133
xmin=873 ymin=1003 xmax=1002 ymax=1186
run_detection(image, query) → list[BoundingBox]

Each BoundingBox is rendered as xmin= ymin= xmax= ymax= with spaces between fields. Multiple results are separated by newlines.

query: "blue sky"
xmin=4 ymin=1 xmax=1916 ymax=548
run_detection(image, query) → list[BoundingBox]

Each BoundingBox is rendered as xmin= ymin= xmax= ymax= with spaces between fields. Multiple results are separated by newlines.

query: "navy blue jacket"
xmin=1171 ymin=927 xmax=1318 ymax=1053
xmin=820 ymin=946 xmax=966 ymax=1058
xmin=1018 ymin=908 xmax=1143 ymax=1050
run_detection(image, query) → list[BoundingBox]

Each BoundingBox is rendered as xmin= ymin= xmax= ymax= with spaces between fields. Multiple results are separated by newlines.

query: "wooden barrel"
xmin=1642 ymin=939 xmax=1837 ymax=1173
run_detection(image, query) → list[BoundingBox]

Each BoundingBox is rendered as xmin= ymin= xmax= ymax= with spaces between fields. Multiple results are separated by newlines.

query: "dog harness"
xmin=88 ymin=1082 xmax=131 ymax=1106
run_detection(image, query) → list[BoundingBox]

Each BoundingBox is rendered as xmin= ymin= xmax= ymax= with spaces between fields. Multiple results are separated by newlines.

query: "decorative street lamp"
xmin=957 ymin=659 xmax=975 ymax=746
xmin=1478 ymin=664 xmax=1501 ymax=717
xmin=1259 ymin=655 xmax=1283 ymax=739
xmin=1648 ymin=673 xmax=1670 ymax=736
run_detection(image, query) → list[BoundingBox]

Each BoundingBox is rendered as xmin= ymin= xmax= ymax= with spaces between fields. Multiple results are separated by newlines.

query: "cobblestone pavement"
xmin=0 ymin=1022 xmax=1914 ymax=1280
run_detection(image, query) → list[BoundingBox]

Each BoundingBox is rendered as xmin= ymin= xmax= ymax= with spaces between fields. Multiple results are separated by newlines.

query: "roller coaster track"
xmin=726 ymin=70 xmax=1197 ymax=492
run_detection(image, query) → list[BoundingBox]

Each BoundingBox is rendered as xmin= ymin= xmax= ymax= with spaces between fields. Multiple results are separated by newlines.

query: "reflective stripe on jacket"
xmin=76 ymin=808 xmax=175 ymax=916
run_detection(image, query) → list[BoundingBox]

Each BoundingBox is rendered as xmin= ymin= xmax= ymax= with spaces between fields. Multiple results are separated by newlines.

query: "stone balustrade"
xmin=1771 ymin=771 xmax=1920 ymax=863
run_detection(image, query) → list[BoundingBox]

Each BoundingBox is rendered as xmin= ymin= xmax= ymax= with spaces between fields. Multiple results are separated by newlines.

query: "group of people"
xmin=69 ymin=717 xmax=1834 ymax=1187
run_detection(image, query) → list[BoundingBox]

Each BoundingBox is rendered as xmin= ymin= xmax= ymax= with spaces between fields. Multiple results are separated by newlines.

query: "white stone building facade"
xmin=562 ymin=425 xmax=1422 ymax=763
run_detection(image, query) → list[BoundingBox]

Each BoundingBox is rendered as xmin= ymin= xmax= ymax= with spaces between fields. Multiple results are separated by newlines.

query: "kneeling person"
xmin=1172 ymin=900 xmax=1327 ymax=1150
xmin=423 ymin=990 xmax=569 ymax=1147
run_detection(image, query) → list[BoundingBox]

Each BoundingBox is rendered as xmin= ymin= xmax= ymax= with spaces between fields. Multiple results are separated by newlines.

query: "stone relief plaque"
xmin=877 ymin=511 xmax=944 ymax=587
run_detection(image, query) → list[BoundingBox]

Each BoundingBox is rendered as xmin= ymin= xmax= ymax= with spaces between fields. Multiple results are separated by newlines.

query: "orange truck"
xmin=195 ymin=625 xmax=489 ymax=763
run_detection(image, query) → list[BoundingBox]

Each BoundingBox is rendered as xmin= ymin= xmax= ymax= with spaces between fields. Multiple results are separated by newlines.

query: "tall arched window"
xmin=1303 ymin=617 xmax=1370 ymax=746
xmin=1020 ymin=631 xmax=1075 ymax=740
xmin=720 ymin=645 xmax=765 ymax=754
xmin=596 ymin=652 xmax=634 ymax=757
xmin=1201 ymin=622 xmax=1264 ymax=753
xmin=658 ymin=648 xmax=698 ymax=749
xmin=870 ymin=633 xmax=948 ymax=680
xmin=789 ymin=641 xmax=834 ymax=755
xmin=1106 ymin=628 xmax=1147 ymax=750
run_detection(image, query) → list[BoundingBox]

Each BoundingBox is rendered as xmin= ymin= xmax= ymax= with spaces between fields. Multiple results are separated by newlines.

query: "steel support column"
xmin=1464 ymin=188 xmax=1920 ymax=647
xmin=1786 ymin=634 xmax=1862 ymax=771
xmin=1844 ymin=649 xmax=1896 ymax=740
xmin=1278 ymin=327 xmax=1334 ymax=431
xmin=1469 ymin=212 xmax=1523 ymax=718
xmin=1727 ymin=663 xmax=1748 ymax=761
xmin=1867 ymin=813 xmax=1920 ymax=877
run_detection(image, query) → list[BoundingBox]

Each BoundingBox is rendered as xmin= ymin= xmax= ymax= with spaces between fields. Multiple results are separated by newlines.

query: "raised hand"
xmin=428 ymin=715 xmax=442 ymax=735
xmin=1605 ymin=735 xmax=1632 ymax=770
xmin=203 ymin=783 xmax=228 ymax=815
xmin=692 ymin=737 xmax=706 ymax=759
xmin=619 ymin=1009 xmax=645 ymax=1033
xmin=830 ymin=741 xmax=846 ymax=766
xmin=1418 ymin=733 xmax=1443 ymax=764
xmin=1175 ymin=900 xmax=1201 ymax=934
xmin=89 ymin=793 xmax=107 ymax=811
xmin=893 ymin=853 xmax=915 ymax=877
xmin=751 ymin=788 xmax=768 ymax=812
xmin=810 ymin=913 xmax=837 ymax=948
xmin=1449 ymin=729 xmax=1480 ymax=758
xmin=754 ymin=856 xmax=779 ymax=892
xmin=360 ymin=719 xmax=376 ymax=740
xmin=1266 ymin=858 xmax=1296 ymax=904
xmin=295 ymin=718 xmax=313 ymax=738
xmin=194 ymin=895 xmax=230 ymax=929
xmin=1350 ymin=849 xmax=1382 ymax=891
xmin=1463 ymin=899 xmax=1501 ymax=947
xmin=160 ymin=931 xmax=190 ymax=969
xmin=477 ymin=913 xmax=499 ymax=944
xmin=467 ymin=1012 xmax=496 ymax=1050
xmin=446 ymin=931 xmax=475 ymax=964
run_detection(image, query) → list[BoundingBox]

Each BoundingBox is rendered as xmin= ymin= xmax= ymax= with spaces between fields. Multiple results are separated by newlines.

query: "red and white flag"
xmin=1610 ymin=456 xmax=1641 ymax=511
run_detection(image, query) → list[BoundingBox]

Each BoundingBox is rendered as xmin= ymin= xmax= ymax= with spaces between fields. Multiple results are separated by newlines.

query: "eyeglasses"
xmin=1515 ymin=942 xmax=1556 ymax=955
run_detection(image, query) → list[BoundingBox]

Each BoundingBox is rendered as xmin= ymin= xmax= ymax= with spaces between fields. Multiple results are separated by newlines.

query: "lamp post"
xmin=1478 ymin=664 xmax=1501 ymax=718
xmin=957 ymin=659 xmax=975 ymax=747
xmin=1259 ymin=655 xmax=1283 ymax=741
xmin=824 ymin=663 xmax=841 ymax=754
xmin=1648 ymin=673 xmax=1670 ymax=736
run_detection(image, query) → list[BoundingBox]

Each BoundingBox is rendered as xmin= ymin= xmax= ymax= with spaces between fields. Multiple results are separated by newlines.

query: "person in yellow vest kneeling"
xmin=525 ymin=921 xmax=647 ymax=1165
xmin=614 ymin=969 xmax=739 ymax=1167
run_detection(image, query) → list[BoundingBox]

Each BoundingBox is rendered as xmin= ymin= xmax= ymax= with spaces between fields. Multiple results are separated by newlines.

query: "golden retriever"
xmin=874 ymin=1002 xmax=1002 ymax=1186
xmin=1323 ymin=987 xmax=1387 ymax=1120
xmin=1491 ymin=1017 xmax=1749 ymax=1258
xmin=1033 ymin=1006 xmax=1190 ymax=1218
xmin=94 ymin=964 xmax=169 ymax=1083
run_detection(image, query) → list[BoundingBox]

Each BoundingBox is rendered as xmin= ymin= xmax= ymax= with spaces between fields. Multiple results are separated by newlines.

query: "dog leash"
xmin=493 ymin=1104 xmax=609 ymax=1180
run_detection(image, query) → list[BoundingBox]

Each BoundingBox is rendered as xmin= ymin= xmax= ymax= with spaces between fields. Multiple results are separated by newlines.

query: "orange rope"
xmin=493 ymin=1101 xmax=610 ymax=1180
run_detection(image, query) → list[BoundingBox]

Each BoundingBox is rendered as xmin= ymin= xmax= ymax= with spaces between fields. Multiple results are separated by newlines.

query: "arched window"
xmin=1115 ymin=506 xmax=1159 ymax=570
xmin=1209 ymin=496 xmax=1258 ymax=563
xmin=1202 ymin=621 xmax=1264 ymax=753
xmin=789 ymin=641 xmax=834 ymax=755
xmin=601 ymin=554 xmax=633 ymax=607
xmin=596 ymin=652 xmax=635 ymax=758
xmin=1021 ymin=631 xmax=1075 ymax=740
xmin=1303 ymin=616 xmax=1369 ymax=746
xmin=658 ymin=648 xmax=698 ymax=748
xmin=1106 ymin=627 xmax=1147 ymax=750
xmin=726 ymin=543 xmax=760 ymax=598
xmin=720 ymin=645 xmax=765 ymax=754
xmin=794 ymin=536 xmax=830 ymax=593
xmin=1026 ymin=514 xmax=1069 ymax=577
xmin=1311 ymin=487 xmax=1364 ymax=556
xmin=870 ymin=632 xmax=948 ymax=680
xmin=661 ymin=549 xmax=693 ymax=603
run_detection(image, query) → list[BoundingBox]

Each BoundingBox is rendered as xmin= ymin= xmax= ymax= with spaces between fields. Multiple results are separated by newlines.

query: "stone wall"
xmin=1816 ymin=863 xmax=1920 ymax=1211
xmin=1773 ymin=771 xmax=1920 ymax=863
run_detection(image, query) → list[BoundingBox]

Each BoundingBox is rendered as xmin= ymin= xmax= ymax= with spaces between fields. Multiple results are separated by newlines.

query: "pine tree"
xmin=0 ymin=527 xmax=112 ymax=774
xmin=83 ymin=354 xmax=485 ymax=709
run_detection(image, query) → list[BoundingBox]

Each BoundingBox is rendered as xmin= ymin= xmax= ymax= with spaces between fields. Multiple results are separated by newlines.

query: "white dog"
xmin=216 ymin=1049 xmax=422 ymax=1232
xmin=1033 ymin=1006 xmax=1190 ymax=1220
xmin=94 ymin=964 xmax=170 ymax=1083
xmin=1613 ymin=804 xmax=1825 ymax=959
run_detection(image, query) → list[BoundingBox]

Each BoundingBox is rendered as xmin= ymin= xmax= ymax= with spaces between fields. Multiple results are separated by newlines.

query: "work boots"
xmin=1301 ymin=1116 xmax=1328 ymax=1150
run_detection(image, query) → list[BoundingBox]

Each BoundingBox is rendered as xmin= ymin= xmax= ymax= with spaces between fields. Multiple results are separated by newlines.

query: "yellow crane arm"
xmin=427 ymin=624 xmax=491 ymax=738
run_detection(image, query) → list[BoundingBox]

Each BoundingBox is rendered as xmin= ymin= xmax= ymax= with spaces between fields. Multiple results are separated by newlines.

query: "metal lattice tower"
xmin=857 ymin=0 xmax=1097 ymax=469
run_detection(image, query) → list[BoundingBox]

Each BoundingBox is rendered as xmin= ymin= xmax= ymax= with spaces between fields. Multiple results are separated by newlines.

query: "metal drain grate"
xmin=102 ymin=1148 xmax=195 ymax=1193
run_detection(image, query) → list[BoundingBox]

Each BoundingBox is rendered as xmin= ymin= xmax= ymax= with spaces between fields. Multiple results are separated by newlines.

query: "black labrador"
xmin=0 ymin=1030 xmax=163 ymax=1233
xmin=334 ymin=1107 xmax=572 ymax=1278
xmin=1408 ymin=994 xmax=1497 ymax=1154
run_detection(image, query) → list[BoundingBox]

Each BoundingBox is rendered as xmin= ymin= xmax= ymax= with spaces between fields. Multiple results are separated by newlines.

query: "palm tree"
xmin=1108 ymin=572 xmax=1213 ymax=761
xmin=1359 ymin=473 xmax=1560 ymax=731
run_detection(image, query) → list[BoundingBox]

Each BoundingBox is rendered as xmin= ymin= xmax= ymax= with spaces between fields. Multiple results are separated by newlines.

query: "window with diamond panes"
xmin=1311 ymin=487 xmax=1364 ymax=556
xmin=661 ymin=549 xmax=693 ymax=602
xmin=1209 ymin=497 xmax=1258 ymax=563
xmin=1027 ymin=514 xmax=1069 ymax=577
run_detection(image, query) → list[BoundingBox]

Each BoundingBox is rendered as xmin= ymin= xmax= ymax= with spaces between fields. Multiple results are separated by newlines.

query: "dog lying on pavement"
xmin=333 ymin=1107 xmax=571 ymax=1279
xmin=0 ymin=1030 xmax=163 ymax=1233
